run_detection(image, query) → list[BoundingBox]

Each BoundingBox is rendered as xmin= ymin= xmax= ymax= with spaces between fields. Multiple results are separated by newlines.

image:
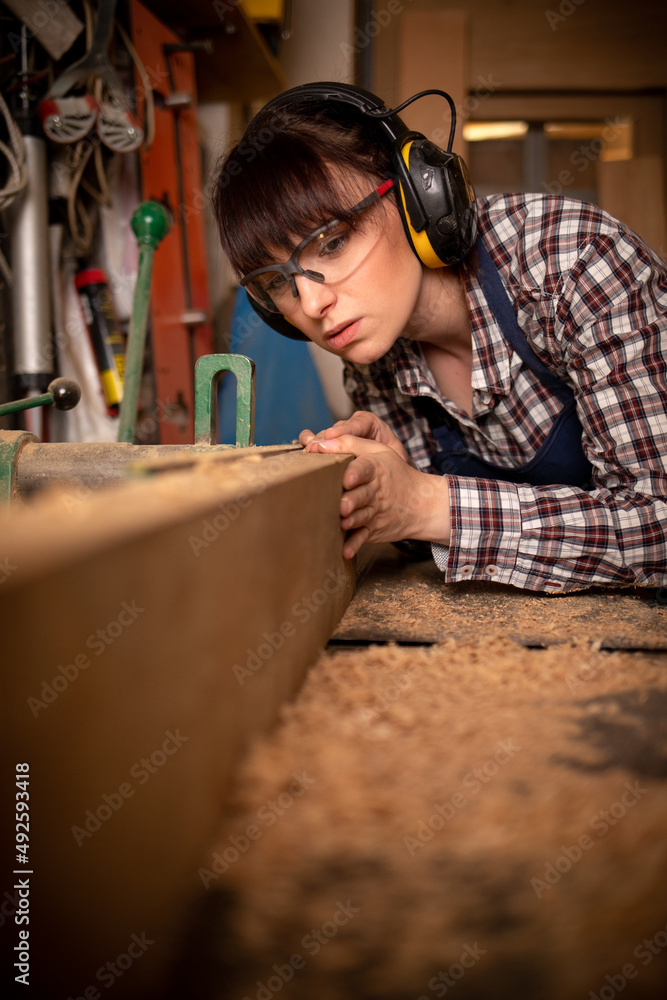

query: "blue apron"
xmin=426 ymin=237 xmax=593 ymax=488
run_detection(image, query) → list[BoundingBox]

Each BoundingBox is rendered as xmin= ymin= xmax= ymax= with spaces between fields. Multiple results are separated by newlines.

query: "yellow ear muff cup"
xmin=399 ymin=141 xmax=448 ymax=269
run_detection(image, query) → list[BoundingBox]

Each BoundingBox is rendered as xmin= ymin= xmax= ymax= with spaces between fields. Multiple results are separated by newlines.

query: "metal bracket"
xmin=194 ymin=354 xmax=256 ymax=447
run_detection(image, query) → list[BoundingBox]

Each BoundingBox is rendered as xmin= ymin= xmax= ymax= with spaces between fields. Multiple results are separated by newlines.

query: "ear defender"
xmin=260 ymin=82 xmax=478 ymax=271
xmin=398 ymin=136 xmax=477 ymax=267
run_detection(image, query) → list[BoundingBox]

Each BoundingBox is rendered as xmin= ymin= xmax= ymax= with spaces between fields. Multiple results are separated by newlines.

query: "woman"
xmin=212 ymin=82 xmax=667 ymax=594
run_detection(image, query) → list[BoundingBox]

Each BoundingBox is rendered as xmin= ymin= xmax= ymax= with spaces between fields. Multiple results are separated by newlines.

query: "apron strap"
xmin=475 ymin=238 xmax=571 ymax=400
xmin=420 ymin=234 xmax=593 ymax=489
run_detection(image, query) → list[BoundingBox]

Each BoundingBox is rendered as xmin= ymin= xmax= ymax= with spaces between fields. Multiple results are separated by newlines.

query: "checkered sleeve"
xmin=436 ymin=209 xmax=667 ymax=592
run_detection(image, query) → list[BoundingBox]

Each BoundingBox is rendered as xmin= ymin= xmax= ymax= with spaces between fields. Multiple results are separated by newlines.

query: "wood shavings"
xmin=178 ymin=634 xmax=667 ymax=1000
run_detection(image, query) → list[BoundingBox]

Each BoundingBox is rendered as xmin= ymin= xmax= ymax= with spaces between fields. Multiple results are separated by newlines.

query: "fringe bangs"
xmin=213 ymin=105 xmax=391 ymax=277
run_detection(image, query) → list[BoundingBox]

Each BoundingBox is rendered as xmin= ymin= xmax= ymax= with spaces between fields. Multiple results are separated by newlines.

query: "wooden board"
xmin=333 ymin=545 xmax=667 ymax=651
xmin=0 ymin=448 xmax=354 ymax=998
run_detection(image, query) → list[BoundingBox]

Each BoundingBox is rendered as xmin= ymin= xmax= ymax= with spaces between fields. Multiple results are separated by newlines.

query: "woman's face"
xmin=272 ymin=181 xmax=425 ymax=364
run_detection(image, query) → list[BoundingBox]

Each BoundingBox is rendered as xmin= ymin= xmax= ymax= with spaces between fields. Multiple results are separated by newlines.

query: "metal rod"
xmin=117 ymin=202 xmax=170 ymax=443
xmin=0 ymin=392 xmax=51 ymax=416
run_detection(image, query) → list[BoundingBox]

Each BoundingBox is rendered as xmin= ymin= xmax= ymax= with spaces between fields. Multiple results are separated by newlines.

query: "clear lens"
xmin=247 ymin=199 xmax=386 ymax=314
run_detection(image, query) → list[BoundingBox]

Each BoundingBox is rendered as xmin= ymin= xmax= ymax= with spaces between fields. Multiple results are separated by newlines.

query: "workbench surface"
xmin=333 ymin=544 xmax=667 ymax=651
xmin=168 ymin=548 xmax=667 ymax=1000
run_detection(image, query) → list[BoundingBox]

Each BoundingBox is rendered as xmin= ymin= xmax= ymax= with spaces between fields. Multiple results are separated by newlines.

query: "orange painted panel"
xmin=130 ymin=0 xmax=213 ymax=443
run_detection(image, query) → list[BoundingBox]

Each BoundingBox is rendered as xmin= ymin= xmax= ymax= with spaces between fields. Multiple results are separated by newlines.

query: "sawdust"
xmin=333 ymin=547 xmax=667 ymax=649
xmin=173 ymin=636 xmax=667 ymax=1000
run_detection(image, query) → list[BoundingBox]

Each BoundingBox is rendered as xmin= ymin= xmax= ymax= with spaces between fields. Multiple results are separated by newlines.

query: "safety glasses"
xmin=241 ymin=179 xmax=394 ymax=313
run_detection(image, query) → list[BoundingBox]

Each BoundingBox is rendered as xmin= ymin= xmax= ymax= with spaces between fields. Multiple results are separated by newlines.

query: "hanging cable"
xmin=115 ymin=17 xmax=155 ymax=150
xmin=0 ymin=88 xmax=28 ymax=285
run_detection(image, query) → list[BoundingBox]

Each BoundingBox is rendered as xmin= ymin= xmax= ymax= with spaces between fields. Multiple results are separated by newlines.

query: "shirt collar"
xmin=362 ymin=262 xmax=517 ymax=412
xmin=461 ymin=264 xmax=515 ymax=396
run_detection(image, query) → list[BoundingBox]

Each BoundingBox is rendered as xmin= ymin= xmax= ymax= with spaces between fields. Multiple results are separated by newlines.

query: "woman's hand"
xmin=300 ymin=415 xmax=450 ymax=559
xmin=299 ymin=411 xmax=412 ymax=464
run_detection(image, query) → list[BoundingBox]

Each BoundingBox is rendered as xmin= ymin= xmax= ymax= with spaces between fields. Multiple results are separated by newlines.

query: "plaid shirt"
xmin=343 ymin=194 xmax=667 ymax=593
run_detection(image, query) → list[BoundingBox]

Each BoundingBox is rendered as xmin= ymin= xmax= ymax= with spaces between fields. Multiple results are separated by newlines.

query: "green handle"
xmin=0 ymin=378 xmax=81 ymax=417
xmin=194 ymin=354 xmax=256 ymax=447
xmin=117 ymin=201 xmax=171 ymax=443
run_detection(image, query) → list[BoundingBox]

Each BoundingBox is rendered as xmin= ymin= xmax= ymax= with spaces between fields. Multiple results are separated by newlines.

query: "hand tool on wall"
xmin=74 ymin=267 xmax=125 ymax=416
xmin=39 ymin=0 xmax=143 ymax=153
xmin=117 ymin=200 xmax=170 ymax=443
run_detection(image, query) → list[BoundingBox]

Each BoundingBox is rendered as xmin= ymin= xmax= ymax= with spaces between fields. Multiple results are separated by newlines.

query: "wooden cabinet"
xmin=140 ymin=0 xmax=286 ymax=102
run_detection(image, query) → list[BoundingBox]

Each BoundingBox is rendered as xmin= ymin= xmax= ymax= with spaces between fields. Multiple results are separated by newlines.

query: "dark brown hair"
xmin=211 ymin=97 xmax=396 ymax=277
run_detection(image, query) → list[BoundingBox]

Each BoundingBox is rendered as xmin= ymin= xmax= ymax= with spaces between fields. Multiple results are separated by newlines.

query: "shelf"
xmin=140 ymin=0 xmax=286 ymax=102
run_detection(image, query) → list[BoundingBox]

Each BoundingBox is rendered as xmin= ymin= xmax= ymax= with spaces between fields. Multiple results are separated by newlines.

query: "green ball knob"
xmin=131 ymin=201 xmax=171 ymax=249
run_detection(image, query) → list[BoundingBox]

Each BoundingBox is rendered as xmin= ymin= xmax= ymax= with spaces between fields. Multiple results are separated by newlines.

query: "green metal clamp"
xmin=0 ymin=379 xmax=80 ymax=504
xmin=194 ymin=354 xmax=256 ymax=447
xmin=0 ymin=430 xmax=38 ymax=504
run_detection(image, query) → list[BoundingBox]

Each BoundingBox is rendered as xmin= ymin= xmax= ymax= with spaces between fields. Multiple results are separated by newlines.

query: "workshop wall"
xmin=372 ymin=0 xmax=667 ymax=255
xmin=199 ymin=0 xmax=357 ymax=431
xmin=2 ymin=1 xmax=664 ymax=444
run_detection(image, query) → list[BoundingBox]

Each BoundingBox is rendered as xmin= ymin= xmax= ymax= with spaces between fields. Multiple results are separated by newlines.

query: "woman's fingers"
xmin=300 ymin=430 xmax=450 ymax=555
xmin=342 ymin=525 xmax=371 ymax=560
xmin=300 ymin=411 xmax=410 ymax=461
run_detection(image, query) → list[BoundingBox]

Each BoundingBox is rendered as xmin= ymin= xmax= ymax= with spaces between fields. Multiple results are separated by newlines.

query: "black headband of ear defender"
xmin=241 ymin=81 xmax=478 ymax=340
